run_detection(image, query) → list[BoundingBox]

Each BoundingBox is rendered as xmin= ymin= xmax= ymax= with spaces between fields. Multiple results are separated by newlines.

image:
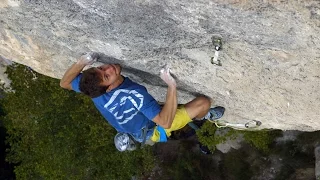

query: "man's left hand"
xmin=77 ymin=52 xmax=99 ymax=66
xmin=160 ymin=66 xmax=176 ymax=88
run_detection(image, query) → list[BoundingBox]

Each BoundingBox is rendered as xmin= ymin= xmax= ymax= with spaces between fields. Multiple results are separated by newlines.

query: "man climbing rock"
xmin=60 ymin=52 xmax=225 ymax=151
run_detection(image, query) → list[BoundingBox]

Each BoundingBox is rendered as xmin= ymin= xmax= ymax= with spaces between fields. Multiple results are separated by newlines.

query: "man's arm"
xmin=60 ymin=62 xmax=86 ymax=90
xmin=60 ymin=53 xmax=97 ymax=90
xmin=152 ymin=67 xmax=177 ymax=129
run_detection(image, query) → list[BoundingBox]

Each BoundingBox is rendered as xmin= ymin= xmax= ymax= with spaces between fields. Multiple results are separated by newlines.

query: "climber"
xmin=60 ymin=52 xmax=225 ymax=151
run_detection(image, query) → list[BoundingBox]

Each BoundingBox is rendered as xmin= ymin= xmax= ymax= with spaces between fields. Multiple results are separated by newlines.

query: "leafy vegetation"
xmin=242 ymin=130 xmax=282 ymax=153
xmin=196 ymin=121 xmax=282 ymax=154
xmin=220 ymin=149 xmax=253 ymax=180
xmin=273 ymin=139 xmax=315 ymax=179
xmin=196 ymin=122 xmax=237 ymax=152
xmin=1 ymin=63 xmax=317 ymax=180
xmin=152 ymin=140 xmax=219 ymax=180
xmin=1 ymin=64 xmax=154 ymax=179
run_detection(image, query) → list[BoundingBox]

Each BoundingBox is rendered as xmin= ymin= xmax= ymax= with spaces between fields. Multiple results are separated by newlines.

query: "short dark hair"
xmin=79 ymin=68 xmax=108 ymax=98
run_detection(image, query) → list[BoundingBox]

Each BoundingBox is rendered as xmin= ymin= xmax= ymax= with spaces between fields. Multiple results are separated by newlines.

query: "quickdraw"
xmin=209 ymin=119 xmax=262 ymax=130
xmin=211 ymin=36 xmax=222 ymax=66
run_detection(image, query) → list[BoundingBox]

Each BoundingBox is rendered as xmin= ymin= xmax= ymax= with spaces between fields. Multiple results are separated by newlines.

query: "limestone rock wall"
xmin=0 ymin=0 xmax=319 ymax=131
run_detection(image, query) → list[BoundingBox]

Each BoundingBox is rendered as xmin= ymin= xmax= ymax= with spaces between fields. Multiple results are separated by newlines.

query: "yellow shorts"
xmin=150 ymin=106 xmax=192 ymax=142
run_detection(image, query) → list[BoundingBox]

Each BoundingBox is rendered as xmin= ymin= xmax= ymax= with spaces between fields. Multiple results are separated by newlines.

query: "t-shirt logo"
xmin=104 ymin=89 xmax=144 ymax=124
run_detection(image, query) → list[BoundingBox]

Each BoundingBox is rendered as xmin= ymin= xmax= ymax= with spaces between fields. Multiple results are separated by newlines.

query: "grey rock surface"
xmin=0 ymin=0 xmax=319 ymax=131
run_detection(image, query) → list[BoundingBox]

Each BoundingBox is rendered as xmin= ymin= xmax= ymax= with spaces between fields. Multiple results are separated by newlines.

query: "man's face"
xmin=95 ymin=64 xmax=122 ymax=86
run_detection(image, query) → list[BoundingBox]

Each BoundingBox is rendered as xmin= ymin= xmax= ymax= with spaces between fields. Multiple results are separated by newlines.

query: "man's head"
xmin=79 ymin=64 xmax=122 ymax=98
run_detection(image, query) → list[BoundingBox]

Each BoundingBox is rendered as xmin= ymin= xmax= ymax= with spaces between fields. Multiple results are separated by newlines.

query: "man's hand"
xmin=152 ymin=65 xmax=177 ymax=129
xmin=160 ymin=66 xmax=176 ymax=88
xmin=60 ymin=52 xmax=99 ymax=90
xmin=77 ymin=52 xmax=99 ymax=66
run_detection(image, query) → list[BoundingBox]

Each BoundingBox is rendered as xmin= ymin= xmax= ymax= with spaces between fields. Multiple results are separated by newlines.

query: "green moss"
xmin=196 ymin=122 xmax=238 ymax=152
xmin=242 ymin=130 xmax=282 ymax=153
xmin=196 ymin=121 xmax=282 ymax=154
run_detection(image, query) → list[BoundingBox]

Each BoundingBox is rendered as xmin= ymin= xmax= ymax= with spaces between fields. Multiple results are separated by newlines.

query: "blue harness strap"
xmin=156 ymin=126 xmax=168 ymax=142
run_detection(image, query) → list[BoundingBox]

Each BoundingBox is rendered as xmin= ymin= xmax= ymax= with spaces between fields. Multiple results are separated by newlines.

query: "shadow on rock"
xmin=97 ymin=53 xmax=202 ymax=97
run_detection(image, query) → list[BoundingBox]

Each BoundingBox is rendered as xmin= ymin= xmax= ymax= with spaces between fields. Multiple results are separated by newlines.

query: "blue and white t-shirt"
xmin=71 ymin=74 xmax=161 ymax=142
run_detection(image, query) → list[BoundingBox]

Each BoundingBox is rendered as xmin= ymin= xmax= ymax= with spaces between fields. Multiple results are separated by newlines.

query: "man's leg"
xmin=184 ymin=96 xmax=211 ymax=119
xmin=184 ymin=96 xmax=225 ymax=154
xmin=150 ymin=96 xmax=224 ymax=142
xmin=185 ymin=96 xmax=225 ymax=120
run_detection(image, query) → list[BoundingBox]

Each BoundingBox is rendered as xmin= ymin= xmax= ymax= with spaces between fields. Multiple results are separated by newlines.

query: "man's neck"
xmin=106 ymin=76 xmax=124 ymax=92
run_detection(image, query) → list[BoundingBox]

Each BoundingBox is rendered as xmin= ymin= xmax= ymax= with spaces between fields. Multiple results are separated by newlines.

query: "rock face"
xmin=0 ymin=0 xmax=319 ymax=131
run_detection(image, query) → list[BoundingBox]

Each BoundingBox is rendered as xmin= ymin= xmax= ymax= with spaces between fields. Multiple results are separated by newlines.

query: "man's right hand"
xmin=77 ymin=52 xmax=99 ymax=66
xmin=60 ymin=52 xmax=98 ymax=90
xmin=160 ymin=66 xmax=176 ymax=88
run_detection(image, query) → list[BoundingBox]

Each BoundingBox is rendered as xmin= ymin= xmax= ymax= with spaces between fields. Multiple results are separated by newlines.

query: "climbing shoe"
xmin=204 ymin=106 xmax=225 ymax=121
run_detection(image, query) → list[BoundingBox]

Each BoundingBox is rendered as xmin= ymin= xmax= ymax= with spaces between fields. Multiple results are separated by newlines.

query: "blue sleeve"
xmin=71 ymin=74 xmax=82 ymax=93
xmin=138 ymin=87 xmax=161 ymax=121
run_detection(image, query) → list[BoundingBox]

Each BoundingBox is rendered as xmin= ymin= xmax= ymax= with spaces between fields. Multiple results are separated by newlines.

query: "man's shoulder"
xmin=123 ymin=77 xmax=147 ymax=90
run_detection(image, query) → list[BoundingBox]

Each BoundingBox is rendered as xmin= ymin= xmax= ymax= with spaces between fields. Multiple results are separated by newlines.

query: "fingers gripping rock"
xmin=160 ymin=66 xmax=176 ymax=87
xmin=87 ymin=52 xmax=100 ymax=61
xmin=79 ymin=52 xmax=99 ymax=65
